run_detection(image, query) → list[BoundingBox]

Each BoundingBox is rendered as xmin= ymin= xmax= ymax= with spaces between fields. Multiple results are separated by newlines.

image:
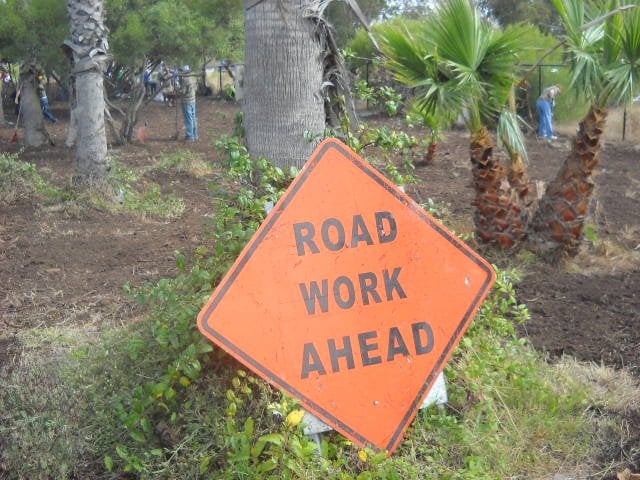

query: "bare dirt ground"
xmin=1 ymin=98 xmax=640 ymax=475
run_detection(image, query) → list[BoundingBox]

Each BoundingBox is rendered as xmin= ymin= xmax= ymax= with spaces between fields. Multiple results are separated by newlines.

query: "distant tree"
xmin=0 ymin=0 xmax=67 ymax=147
xmin=381 ymin=0 xmax=434 ymax=19
xmin=19 ymin=62 xmax=49 ymax=147
xmin=325 ymin=0 xmax=387 ymax=46
xmin=105 ymin=0 xmax=243 ymax=142
xmin=476 ymin=0 xmax=559 ymax=33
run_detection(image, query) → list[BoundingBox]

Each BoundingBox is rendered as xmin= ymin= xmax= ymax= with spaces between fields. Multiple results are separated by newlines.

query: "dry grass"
xmin=555 ymin=356 xmax=640 ymax=414
xmin=555 ymin=104 xmax=640 ymax=144
xmin=567 ymin=241 xmax=640 ymax=276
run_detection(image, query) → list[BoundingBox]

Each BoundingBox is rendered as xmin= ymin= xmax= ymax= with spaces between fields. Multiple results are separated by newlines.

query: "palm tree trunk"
xmin=243 ymin=0 xmax=326 ymax=168
xmin=530 ymin=104 xmax=607 ymax=257
xmin=470 ymin=127 xmax=527 ymax=248
xmin=74 ymin=65 xmax=108 ymax=179
xmin=67 ymin=0 xmax=109 ymax=182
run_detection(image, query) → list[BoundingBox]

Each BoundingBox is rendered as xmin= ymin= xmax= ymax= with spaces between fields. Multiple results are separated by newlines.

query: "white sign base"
xmin=303 ymin=371 xmax=448 ymax=436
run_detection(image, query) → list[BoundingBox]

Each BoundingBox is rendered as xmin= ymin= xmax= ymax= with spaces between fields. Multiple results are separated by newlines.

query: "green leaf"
xmin=199 ymin=455 xmax=212 ymax=474
xmin=258 ymin=432 xmax=284 ymax=446
xmin=256 ymin=458 xmax=278 ymax=473
xmin=130 ymin=429 xmax=146 ymax=443
xmin=244 ymin=417 xmax=255 ymax=437
xmin=116 ymin=445 xmax=128 ymax=460
xmin=165 ymin=386 xmax=176 ymax=401
xmin=198 ymin=341 xmax=214 ymax=354
xmin=104 ymin=455 xmax=113 ymax=471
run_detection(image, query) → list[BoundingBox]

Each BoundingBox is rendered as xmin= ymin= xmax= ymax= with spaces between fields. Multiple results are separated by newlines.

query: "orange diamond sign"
xmin=198 ymin=139 xmax=495 ymax=453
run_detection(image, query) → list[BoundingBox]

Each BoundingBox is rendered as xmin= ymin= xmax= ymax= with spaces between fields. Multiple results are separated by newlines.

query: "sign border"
xmin=198 ymin=139 xmax=495 ymax=451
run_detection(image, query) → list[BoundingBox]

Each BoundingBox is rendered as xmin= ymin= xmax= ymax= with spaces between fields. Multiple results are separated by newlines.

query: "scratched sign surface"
xmin=198 ymin=139 xmax=495 ymax=452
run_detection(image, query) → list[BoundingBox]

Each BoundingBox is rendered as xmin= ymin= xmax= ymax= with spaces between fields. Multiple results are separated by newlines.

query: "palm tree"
xmin=243 ymin=0 xmax=327 ymax=169
xmin=378 ymin=0 xmax=530 ymax=247
xmin=530 ymin=0 xmax=640 ymax=256
xmin=66 ymin=0 xmax=110 ymax=182
xmin=243 ymin=0 xmax=376 ymax=169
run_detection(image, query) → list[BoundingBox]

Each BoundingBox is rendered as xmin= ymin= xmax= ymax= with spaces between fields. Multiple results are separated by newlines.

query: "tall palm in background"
xmin=378 ymin=0 xmax=530 ymax=247
xmin=530 ymin=0 xmax=640 ymax=256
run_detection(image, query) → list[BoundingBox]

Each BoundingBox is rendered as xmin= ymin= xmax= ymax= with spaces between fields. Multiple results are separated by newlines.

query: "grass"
xmin=84 ymin=156 xmax=187 ymax=219
xmin=149 ymin=149 xmax=216 ymax=178
xmin=0 ymin=150 xmax=190 ymax=220
xmin=0 ymin=234 xmax=631 ymax=479
xmin=0 ymin=142 xmax=637 ymax=479
xmin=0 ymin=280 xmax=626 ymax=478
xmin=0 ymin=151 xmax=74 ymax=204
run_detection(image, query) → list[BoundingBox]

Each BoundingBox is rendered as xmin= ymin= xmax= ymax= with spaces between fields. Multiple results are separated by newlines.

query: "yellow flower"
xmin=358 ymin=450 xmax=368 ymax=462
xmin=285 ymin=409 xmax=305 ymax=427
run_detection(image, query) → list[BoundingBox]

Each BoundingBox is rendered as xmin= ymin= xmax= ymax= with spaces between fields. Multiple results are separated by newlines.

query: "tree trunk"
xmin=470 ymin=127 xmax=527 ymax=248
xmin=530 ymin=104 xmax=607 ymax=257
xmin=18 ymin=71 xmax=48 ymax=147
xmin=74 ymin=65 xmax=108 ymax=179
xmin=121 ymin=77 xmax=146 ymax=143
xmin=243 ymin=0 xmax=326 ymax=168
xmin=67 ymin=0 xmax=109 ymax=182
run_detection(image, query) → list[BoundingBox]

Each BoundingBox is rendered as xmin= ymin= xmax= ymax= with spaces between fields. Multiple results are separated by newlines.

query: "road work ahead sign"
xmin=198 ymin=138 xmax=495 ymax=453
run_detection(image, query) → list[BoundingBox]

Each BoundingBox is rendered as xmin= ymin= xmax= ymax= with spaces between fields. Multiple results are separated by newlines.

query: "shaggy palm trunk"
xmin=67 ymin=0 xmax=109 ymax=182
xmin=243 ymin=0 xmax=326 ymax=168
xmin=508 ymin=153 xmax=534 ymax=218
xmin=19 ymin=69 xmax=48 ymax=147
xmin=530 ymin=104 xmax=607 ymax=256
xmin=470 ymin=127 xmax=527 ymax=248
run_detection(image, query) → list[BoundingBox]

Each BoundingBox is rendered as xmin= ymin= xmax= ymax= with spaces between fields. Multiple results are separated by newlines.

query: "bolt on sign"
xmin=198 ymin=138 xmax=496 ymax=453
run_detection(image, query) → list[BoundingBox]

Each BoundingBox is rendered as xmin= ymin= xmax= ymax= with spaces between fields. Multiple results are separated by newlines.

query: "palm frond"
xmin=379 ymin=0 xmax=529 ymax=134
xmin=602 ymin=3 xmax=640 ymax=105
xmin=497 ymin=109 xmax=528 ymax=163
xmin=378 ymin=24 xmax=432 ymax=86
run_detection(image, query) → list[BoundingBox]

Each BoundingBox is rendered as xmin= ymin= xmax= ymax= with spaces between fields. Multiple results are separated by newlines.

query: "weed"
xmin=0 ymin=151 xmax=74 ymax=204
xmin=153 ymin=149 xmax=214 ymax=177
xmin=353 ymin=81 xmax=403 ymax=117
xmin=92 ymin=157 xmax=186 ymax=218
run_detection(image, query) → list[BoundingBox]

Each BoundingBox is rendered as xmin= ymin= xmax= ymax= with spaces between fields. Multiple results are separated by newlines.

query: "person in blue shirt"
xmin=536 ymin=84 xmax=562 ymax=141
xmin=36 ymin=70 xmax=56 ymax=123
